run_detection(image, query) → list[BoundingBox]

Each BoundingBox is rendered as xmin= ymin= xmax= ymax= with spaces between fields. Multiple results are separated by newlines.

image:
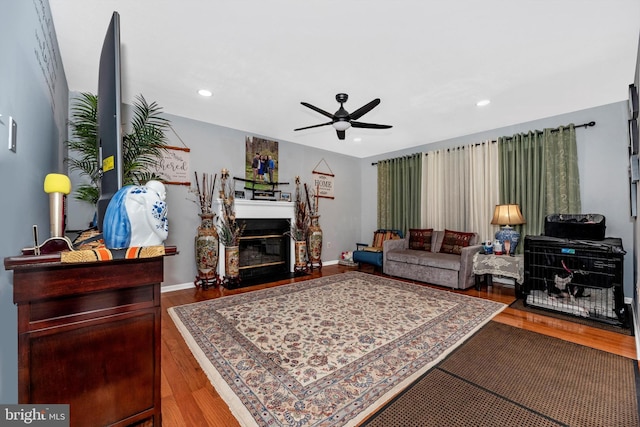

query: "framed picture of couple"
xmin=245 ymin=136 xmax=278 ymax=189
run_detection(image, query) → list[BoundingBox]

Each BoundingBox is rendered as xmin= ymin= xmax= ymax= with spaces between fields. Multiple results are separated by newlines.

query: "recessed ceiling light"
xmin=353 ymin=137 xmax=362 ymax=142
xmin=476 ymin=99 xmax=491 ymax=107
xmin=198 ymin=89 xmax=213 ymax=97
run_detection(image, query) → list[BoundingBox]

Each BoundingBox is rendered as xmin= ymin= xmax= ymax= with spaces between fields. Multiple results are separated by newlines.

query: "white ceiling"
xmin=49 ymin=0 xmax=640 ymax=158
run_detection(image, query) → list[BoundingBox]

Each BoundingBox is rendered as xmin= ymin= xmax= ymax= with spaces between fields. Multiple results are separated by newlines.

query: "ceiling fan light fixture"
xmin=332 ymin=120 xmax=351 ymax=131
xmin=294 ymin=94 xmax=391 ymax=140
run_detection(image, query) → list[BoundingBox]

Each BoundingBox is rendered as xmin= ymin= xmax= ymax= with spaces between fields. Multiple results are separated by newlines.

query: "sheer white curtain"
xmin=468 ymin=141 xmax=500 ymax=242
xmin=424 ymin=148 xmax=469 ymax=230
xmin=422 ymin=142 xmax=499 ymax=238
xmin=444 ymin=148 xmax=468 ymax=230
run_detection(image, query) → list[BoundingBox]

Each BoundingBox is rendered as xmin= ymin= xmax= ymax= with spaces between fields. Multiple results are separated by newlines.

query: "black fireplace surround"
xmin=237 ymin=218 xmax=291 ymax=285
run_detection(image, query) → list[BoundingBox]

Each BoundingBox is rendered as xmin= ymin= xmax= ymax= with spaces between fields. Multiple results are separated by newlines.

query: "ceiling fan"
xmin=294 ymin=93 xmax=392 ymax=140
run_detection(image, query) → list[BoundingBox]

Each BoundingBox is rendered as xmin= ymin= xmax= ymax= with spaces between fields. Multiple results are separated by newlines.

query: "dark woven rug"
xmin=363 ymin=322 xmax=639 ymax=427
xmin=510 ymin=298 xmax=633 ymax=336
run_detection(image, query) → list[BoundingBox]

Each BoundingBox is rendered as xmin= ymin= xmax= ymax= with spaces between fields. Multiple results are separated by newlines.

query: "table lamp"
xmin=44 ymin=173 xmax=72 ymax=238
xmin=491 ymin=204 xmax=526 ymax=255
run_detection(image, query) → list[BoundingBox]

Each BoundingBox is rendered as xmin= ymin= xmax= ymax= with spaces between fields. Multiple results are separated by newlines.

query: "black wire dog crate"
xmin=523 ymin=235 xmax=627 ymax=326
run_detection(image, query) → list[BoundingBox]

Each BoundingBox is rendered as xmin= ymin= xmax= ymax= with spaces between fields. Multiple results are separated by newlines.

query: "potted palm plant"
xmin=66 ymin=92 xmax=170 ymax=211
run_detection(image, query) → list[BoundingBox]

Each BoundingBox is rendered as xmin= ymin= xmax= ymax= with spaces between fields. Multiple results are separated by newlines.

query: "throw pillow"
xmin=439 ymin=229 xmax=475 ymax=255
xmin=409 ymin=228 xmax=434 ymax=251
xmin=372 ymin=231 xmax=385 ymax=248
xmin=371 ymin=230 xmax=403 ymax=248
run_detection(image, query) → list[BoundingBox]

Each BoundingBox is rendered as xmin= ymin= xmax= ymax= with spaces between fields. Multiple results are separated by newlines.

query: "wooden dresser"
xmin=4 ymin=248 xmax=175 ymax=426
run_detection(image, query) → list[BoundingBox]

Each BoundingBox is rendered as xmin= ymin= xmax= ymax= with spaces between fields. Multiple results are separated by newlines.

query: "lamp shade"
xmin=44 ymin=173 xmax=72 ymax=195
xmin=491 ymin=204 xmax=526 ymax=226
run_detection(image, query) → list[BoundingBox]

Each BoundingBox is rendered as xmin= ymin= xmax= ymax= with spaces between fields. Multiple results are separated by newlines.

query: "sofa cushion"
xmin=386 ymin=249 xmax=461 ymax=271
xmin=439 ymin=229 xmax=475 ymax=255
xmin=408 ymin=228 xmax=433 ymax=251
xmin=432 ymin=230 xmax=445 ymax=252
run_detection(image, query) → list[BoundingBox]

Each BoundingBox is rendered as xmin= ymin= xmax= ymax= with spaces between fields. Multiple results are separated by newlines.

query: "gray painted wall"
xmin=67 ymin=111 xmax=364 ymax=287
xmin=0 ymin=1 xmax=69 ymax=402
xmin=359 ymin=101 xmax=634 ymax=298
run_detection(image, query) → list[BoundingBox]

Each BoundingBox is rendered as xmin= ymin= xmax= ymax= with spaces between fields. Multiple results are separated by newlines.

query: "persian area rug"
xmin=364 ymin=321 xmax=640 ymax=427
xmin=169 ymin=271 xmax=506 ymax=426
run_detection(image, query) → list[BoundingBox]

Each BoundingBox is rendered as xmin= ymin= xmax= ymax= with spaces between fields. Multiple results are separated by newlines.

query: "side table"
xmin=473 ymin=253 xmax=524 ymax=292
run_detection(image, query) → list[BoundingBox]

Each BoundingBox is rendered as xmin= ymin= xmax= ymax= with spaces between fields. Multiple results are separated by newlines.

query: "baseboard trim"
xmin=161 ymin=282 xmax=195 ymax=293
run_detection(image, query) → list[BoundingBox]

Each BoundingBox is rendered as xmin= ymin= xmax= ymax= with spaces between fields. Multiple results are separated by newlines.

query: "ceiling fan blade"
xmin=294 ymin=121 xmax=333 ymax=131
xmin=351 ymin=121 xmax=393 ymax=129
xmin=349 ymin=98 xmax=381 ymax=120
xmin=336 ymin=130 xmax=346 ymax=140
xmin=301 ymin=102 xmax=335 ymax=119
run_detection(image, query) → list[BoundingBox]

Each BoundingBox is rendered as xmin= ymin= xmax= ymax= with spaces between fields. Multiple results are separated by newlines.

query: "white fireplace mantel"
xmin=235 ymin=199 xmax=295 ymax=219
xmin=213 ymin=199 xmax=296 ymax=277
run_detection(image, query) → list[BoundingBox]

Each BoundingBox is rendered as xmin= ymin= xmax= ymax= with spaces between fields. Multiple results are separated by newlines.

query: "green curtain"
xmin=377 ymin=153 xmax=422 ymax=233
xmin=498 ymin=124 xmax=581 ymax=241
xmin=544 ymin=125 xmax=581 ymax=214
xmin=498 ymin=132 xmax=546 ymax=239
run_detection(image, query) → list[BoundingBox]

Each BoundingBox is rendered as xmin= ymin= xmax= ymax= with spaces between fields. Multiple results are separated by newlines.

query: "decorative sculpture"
xmin=103 ymin=180 xmax=169 ymax=249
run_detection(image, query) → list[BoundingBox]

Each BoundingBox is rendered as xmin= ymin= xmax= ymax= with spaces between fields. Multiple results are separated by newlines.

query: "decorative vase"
xmin=195 ymin=213 xmax=219 ymax=288
xmin=225 ymin=245 xmax=240 ymax=280
xmin=307 ymin=215 xmax=322 ymax=269
xmin=294 ymin=240 xmax=308 ymax=271
xmin=495 ymin=225 xmax=520 ymax=256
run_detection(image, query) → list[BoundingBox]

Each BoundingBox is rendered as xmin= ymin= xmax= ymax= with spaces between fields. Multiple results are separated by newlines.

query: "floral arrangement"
xmin=216 ymin=168 xmax=245 ymax=246
xmin=304 ymin=182 xmax=318 ymax=216
xmin=190 ymin=171 xmax=217 ymax=215
xmin=286 ymin=176 xmax=310 ymax=241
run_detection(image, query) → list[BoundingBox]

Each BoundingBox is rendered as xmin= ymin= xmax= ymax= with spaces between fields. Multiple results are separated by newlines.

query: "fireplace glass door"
xmin=238 ymin=218 xmax=290 ymax=282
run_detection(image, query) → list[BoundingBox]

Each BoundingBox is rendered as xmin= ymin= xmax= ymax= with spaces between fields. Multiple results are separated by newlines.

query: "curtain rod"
xmin=498 ymin=120 xmax=595 ymax=142
xmin=371 ymin=121 xmax=596 ymax=165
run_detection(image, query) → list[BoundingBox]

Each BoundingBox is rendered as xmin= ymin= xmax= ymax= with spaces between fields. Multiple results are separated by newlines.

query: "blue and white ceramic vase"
xmin=103 ymin=181 xmax=168 ymax=249
xmin=495 ymin=226 xmax=520 ymax=255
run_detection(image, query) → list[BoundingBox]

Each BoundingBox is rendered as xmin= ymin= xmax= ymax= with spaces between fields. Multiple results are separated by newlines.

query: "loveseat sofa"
xmin=383 ymin=229 xmax=482 ymax=290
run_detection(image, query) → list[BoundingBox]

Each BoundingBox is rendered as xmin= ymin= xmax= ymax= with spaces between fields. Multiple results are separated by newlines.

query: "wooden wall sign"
xmin=312 ymin=158 xmax=335 ymax=199
xmin=153 ymin=146 xmax=191 ymax=185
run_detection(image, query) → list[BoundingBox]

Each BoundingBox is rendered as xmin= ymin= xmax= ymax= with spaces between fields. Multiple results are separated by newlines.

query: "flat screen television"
xmin=96 ymin=11 xmax=123 ymax=231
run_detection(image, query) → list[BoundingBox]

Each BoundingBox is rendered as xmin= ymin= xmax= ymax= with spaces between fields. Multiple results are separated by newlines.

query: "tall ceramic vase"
xmin=194 ymin=213 xmax=219 ymax=288
xmin=294 ymin=240 xmax=308 ymax=272
xmin=307 ymin=215 xmax=322 ymax=269
xmin=224 ymin=245 xmax=240 ymax=287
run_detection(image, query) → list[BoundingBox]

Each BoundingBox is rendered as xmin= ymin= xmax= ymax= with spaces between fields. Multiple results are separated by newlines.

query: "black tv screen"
xmin=96 ymin=11 xmax=123 ymax=232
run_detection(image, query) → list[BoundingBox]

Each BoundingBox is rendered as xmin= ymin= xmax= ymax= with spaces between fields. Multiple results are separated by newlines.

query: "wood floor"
xmin=160 ymin=264 xmax=637 ymax=426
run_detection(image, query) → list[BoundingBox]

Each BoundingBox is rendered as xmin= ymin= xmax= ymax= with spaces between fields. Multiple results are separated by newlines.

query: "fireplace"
xmin=214 ymin=199 xmax=296 ymax=286
xmin=238 ymin=218 xmax=290 ymax=282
